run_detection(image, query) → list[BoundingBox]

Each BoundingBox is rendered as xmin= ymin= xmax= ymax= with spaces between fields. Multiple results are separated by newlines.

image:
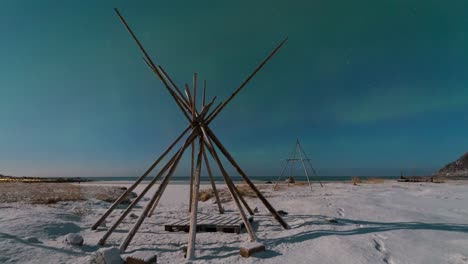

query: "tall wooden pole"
xmin=157 ymin=65 xmax=191 ymax=109
xmin=91 ymin=126 xmax=190 ymax=230
xmin=200 ymin=127 xmax=257 ymax=242
xmin=206 ymin=37 xmax=288 ymax=124
xmin=202 ymin=148 xmax=224 ymax=214
xmin=114 ymin=9 xmax=191 ymax=122
xmin=189 ymin=140 xmax=195 ymax=212
xmin=186 ymin=135 xmax=203 ymax=260
xmin=204 ymin=126 xmax=290 ymax=229
xmin=119 ymin=131 xmax=198 ymax=253
xmin=227 ymin=174 xmax=255 ymax=216
xmin=193 ymin=73 xmax=197 ymax=120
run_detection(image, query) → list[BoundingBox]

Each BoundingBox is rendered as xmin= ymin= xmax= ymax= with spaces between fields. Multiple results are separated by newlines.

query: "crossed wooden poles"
xmin=91 ymin=8 xmax=290 ymax=260
xmin=273 ymin=139 xmax=323 ymax=191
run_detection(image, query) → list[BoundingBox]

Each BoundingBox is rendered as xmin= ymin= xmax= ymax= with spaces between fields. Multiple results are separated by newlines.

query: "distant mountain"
xmin=438 ymin=152 xmax=468 ymax=177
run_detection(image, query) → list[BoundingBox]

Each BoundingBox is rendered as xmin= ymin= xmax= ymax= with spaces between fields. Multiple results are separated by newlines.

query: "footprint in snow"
xmin=337 ymin=208 xmax=345 ymax=216
xmin=373 ymin=238 xmax=385 ymax=252
xmin=373 ymin=237 xmax=394 ymax=264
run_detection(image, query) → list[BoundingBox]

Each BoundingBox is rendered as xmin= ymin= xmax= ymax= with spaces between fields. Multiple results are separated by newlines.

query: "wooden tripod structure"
xmin=273 ymin=139 xmax=323 ymax=191
xmin=91 ymin=8 xmax=290 ymax=260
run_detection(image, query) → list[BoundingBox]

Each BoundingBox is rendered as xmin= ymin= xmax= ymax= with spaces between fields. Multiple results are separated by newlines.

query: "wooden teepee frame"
xmin=91 ymin=8 xmax=290 ymax=260
xmin=273 ymin=139 xmax=323 ymax=191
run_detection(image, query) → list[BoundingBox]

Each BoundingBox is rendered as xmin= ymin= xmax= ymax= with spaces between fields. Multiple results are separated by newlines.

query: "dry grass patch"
xmin=363 ymin=178 xmax=385 ymax=184
xmin=0 ymin=182 xmax=129 ymax=204
xmin=198 ymin=189 xmax=214 ymax=202
xmin=198 ymin=184 xmax=269 ymax=203
xmin=351 ymin=177 xmax=362 ymax=185
xmin=294 ymin=181 xmax=309 ymax=186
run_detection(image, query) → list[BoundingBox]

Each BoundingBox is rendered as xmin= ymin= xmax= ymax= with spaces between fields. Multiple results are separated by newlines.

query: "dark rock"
xmin=438 ymin=152 xmax=468 ymax=177
xmin=277 ymin=210 xmax=288 ymax=216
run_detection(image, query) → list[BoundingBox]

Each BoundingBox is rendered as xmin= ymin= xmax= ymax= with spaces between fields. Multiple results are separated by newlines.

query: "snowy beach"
xmin=0 ymin=180 xmax=467 ymax=263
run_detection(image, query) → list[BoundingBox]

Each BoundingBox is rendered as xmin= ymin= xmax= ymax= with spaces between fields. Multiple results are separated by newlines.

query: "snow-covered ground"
xmin=0 ymin=180 xmax=467 ymax=264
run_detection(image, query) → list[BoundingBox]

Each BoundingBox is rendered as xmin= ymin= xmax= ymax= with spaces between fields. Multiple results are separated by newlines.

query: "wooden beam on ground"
xmin=239 ymin=242 xmax=266 ymax=258
xmin=91 ymin=125 xmax=190 ymax=230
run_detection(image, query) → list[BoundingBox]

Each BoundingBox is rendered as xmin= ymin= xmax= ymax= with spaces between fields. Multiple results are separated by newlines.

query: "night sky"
xmin=1 ymin=0 xmax=467 ymax=177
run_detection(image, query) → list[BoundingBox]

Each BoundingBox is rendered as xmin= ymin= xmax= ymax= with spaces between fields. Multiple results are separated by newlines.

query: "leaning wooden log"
xmin=114 ymin=9 xmax=191 ymax=122
xmin=231 ymin=179 xmax=255 ymax=216
xmin=98 ymin=129 xmax=197 ymax=245
xmin=202 ymin=148 xmax=224 ymax=214
xmin=205 ymin=126 xmax=290 ymax=230
xmin=202 ymin=80 xmax=206 ymax=107
xmin=91 ymin=125 xmax=190 ymax=230
xmin=157 ymin=65 xmax=190 ymax=109
xmin=119 ymin=132 xmax=198 ymax=253
xmin=201 ymin=127 xmax=257 ymax=242
xmin=206 ymin=37 xmax=288 ymax=124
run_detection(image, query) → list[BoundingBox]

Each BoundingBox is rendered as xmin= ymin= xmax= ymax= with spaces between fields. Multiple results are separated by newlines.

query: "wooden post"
xmin=205 ymin=126 xmax=290 ymax=229
xmin=189 ymin=140 xmax=195 ymax=212
xmin=186 ymin=136 xmax=204 ymax=260
xmin=201 ymin=127 xmax=257 ymax=242
xmin=119 ymin=131 xmax=198 ymax=253
xmin=91 ymin=126 xmax=190 ymax=230
xmin=202 ymin=146 xmax=224 ymax=214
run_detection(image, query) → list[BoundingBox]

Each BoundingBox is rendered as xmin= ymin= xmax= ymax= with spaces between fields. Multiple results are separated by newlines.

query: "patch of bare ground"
xmin=0 ymin=182 xmax=130 ymax=204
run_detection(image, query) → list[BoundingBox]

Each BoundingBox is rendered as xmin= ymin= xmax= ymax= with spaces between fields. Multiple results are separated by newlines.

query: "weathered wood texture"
xmin=165 ymin=214 xmax=253 ymax=234
xmin=239 ymin=242 xmax=266 ymax=258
